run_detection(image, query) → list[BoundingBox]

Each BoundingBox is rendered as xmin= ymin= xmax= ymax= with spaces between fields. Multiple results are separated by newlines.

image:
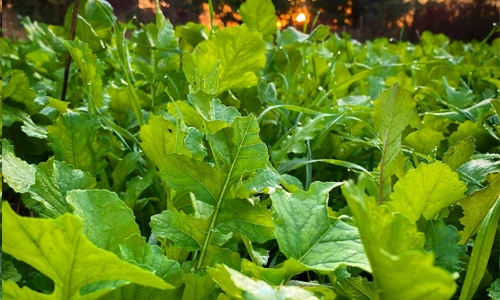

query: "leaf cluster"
xmin=2 ymin=0 xmax=500 ymax=299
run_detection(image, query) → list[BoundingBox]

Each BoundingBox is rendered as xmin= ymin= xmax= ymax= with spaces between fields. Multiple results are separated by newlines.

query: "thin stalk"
xmin=208 ymin=0 xmax=215 ymax=33
xmin=61 ymin=0 xmax=80 ymax=103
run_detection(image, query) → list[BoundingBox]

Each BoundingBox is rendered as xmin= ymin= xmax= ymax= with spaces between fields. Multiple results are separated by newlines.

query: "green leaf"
xmin=404 ymin=127 xmax=444 ymax=154
xmin=47 ymin=111 xmax=110 ymax=176
xmin=181 ymin=272 xmax=217 ymax=300
xmin=388 ymin=161 xmax=467 ymax=223
xmin=488 ymin=279 xmax=500 ymax=300
xmin=216 ymin=199 xmax=274 ymax=243
xmin=30 ymin=158 xmax=96 ymax=218
xmin=2 ymin=260 xmax=22 ymax=283
xmin=459 ymin=198 xmax=500 ymax=300
xmin=184 ymin=24 xmax=266 ymax=95
xmin=271 ymin=182 xmax=371 ymax=272
xmin=271 ymin=116 xmax=324 ymax=164
xmin=458 ymin=157 xmax=500 ymax=192
xmin=342 ymin=181 xmax=457 ymax=300
xmin=338 ymin=277 xmax=378 ymax=300
xmin=111 ymin=152 xmax=141 ymax=191
xmin=449 ymin=120 xmax=494 ymax=153
xmin=239 ymin=0 xmax=277 ymax=41
xmin=443 ymin=77 xmax=474 ymax=109
xmin=159 ymin=154 xmax=223 ymax=207
xmin=442 ymin=136 xmax=476 ymax=171
xmin=183 ymin=47 xmax=220 ymax=95
xmin=151 ymin=209 xmax=213 ymax=251
xmin=206 ymin=116 xmax=268 ymax=176
xmin=457 ymin=173 xmax=500 ymax=244
xmin=187 ymin=91 xmax=240 ymax=134
xmin=122 ymin=171 xmax=154 ymax=204
xmin=139 ymin=115 xmax=191 ymax=168
xmin=200 ymin=246 xmax=242 ymax=271
xmin=240 ymin=258 xmax=309 ymax=286
xmin=208 ymin=264 xmax=319 ymax=300
xmin=65 ymin=0 xmax=115 ymax=51
xmin=372 ymin=84 xmax=421 ymax=204
xmin=3 ymin=70 xmax=37 ymax=115
xmin=95 ymin=234 xmax=183 ymax=300
xmin=422 ymin=220 xmax=466 ymax=273
xmin=67 ymin=189 xmax=141 ymax=255
xmin=3 ymin=104 xmax=47 ymax=139
xmin=63 ymin=39 xmax=105 ymax=108
xmin=154 ymin=115 xmax=272 ymax=268
xmin=2 ymin=139 xmax=36 ymax=194
xmin=1 ymin=201 xmax=173 ymax=300
xmin=242 ymin=236 xmax=269 ymax=267
xmin=331 ymin=268 xmax=378 ymax=300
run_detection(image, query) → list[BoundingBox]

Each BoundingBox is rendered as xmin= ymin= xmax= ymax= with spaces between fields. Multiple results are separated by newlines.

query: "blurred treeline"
xmin=2 ymin=0 xmax=499 ymax=42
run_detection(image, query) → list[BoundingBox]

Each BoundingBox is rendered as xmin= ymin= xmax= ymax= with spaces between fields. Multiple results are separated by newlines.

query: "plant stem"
xmin=61 ymin=0 xmax=80 ymax=102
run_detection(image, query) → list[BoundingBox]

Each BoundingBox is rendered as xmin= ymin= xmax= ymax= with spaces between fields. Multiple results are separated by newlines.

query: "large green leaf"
xmin=30 ymin=158 xmax=96 ymax=218
xmin=208 ymin=264 xmax=319 ymax=300
xmin=67 ymin=189 xmax=141 ymax=255
xmin=47 ymin=111 xmax=110 ymax=176
xmin=2 ymin=138 xmax=36 ymax=194
xmin=152 ymin=115 xmax=273 ymax=268
xmin=271 ymin=182 xmax=371 ymax=272
xmin=388 ymin=161 xmax=466 ymax=222
xmin=457 ymin=172 xmax=500 ymax=244
xmin=1 ymin=201 xmax=173 ymax=300
xmin=239 ymin=0 xmax=277 ymax=41
xmin=183 ymin=24 xmax=266 ymax=95
xmin=372 ymin=84 xmax=421 ymax=204
xmin=342 ymin=181 xmax=457 ymax=300
xmin=68 ymin=189 xmax=183 ymax=299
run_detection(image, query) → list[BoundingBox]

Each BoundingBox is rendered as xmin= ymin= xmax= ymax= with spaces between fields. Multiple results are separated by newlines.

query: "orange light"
xmin=296 ymin=13 xmax=306 ymax=22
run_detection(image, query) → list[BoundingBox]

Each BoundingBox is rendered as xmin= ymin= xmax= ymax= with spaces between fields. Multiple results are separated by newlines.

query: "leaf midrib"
xmin=196 ymin=118 xmax=253 ymax=268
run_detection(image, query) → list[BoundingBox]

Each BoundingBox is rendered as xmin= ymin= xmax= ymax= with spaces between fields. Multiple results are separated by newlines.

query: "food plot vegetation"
xmin=1 ymin=0 xmax=500 ymax=299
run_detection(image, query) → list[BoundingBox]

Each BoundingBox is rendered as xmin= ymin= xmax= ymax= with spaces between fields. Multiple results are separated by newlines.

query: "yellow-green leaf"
xmin=342 ymin=181 xmax=457 ymax=300
xmin=372 ymin=84 xmax=421 ymax=204
xmin=239 ymin=0 xmax=277 ymax=41
xmin=1 ymin=202 xmax=173 ymax=300
xmin=388 ymin=161 xmax=466 ymax=222
xmin=457 ymin=173 xmax=500 ymax=244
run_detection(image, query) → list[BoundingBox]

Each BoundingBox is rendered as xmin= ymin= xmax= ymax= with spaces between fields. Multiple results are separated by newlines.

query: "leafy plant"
xmin=2 ymin=0 xmax=499 ymax=299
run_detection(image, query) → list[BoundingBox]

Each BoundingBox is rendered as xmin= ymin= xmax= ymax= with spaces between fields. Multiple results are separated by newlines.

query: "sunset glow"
xmin=295 ymin=13 xmax=306 ymax=22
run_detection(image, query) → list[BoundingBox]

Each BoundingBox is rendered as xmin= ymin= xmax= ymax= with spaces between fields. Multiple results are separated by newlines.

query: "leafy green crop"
xmin=2 ymin=0 xmax=499 ymax=299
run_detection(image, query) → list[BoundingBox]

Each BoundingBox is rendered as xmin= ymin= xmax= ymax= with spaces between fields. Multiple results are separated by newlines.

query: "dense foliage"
xmin=1 ymin=0 xmax=500 ymax=299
